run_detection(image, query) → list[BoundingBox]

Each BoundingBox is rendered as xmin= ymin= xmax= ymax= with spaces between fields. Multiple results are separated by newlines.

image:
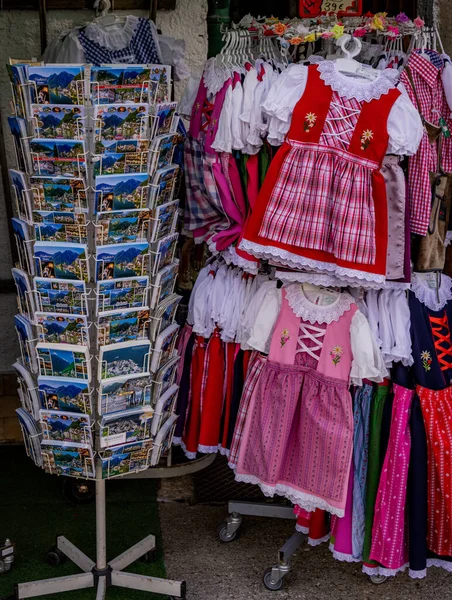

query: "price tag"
xmin=299 ymin=0 xmax=362 ymax=16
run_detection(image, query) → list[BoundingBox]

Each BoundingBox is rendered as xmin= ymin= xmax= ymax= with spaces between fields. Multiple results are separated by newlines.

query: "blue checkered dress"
xmin=78 ymin=18 xmax=161 ymax=66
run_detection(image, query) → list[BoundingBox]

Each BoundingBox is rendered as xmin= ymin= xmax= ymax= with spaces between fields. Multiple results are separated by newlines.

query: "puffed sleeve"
xmin=378 ymin=290 xmax=395 ymax=368
xmin=350 ymin=310 xmax=389 ymax=386
xmin=388 ymin=289 xmax=413 ymax=366
xmin=246 ymin=285 xmax=282 ymax=353
xmin=261 ymin=64 xmax=309 ymax=122
xmin=386 ymin=87 xmax=423 ymax=156
xmin=211 ymin=82 xmax=233 ymax=153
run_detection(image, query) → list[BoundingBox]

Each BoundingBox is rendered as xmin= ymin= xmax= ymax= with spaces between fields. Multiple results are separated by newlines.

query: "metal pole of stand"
xmin=95 ymin=475 xmax=107 ymax=571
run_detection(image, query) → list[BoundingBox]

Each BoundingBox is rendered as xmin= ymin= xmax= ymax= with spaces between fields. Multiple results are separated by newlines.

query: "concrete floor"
xmin=159 ymin=503 xmax=452 ymax=600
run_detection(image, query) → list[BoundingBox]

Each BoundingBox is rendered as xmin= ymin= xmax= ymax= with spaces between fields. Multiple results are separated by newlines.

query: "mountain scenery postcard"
xmin=14 ymin=314 xmax=37 ymax=373
xmin=28 ymin=66 xmax=85 ymax=105
xmin=101 ymin=439 xmax=153 ymax=478
xmin=97 ymin=276 xmax=148 ymax=313
xmin=95 ymin=173 xmax=149 ymax=211
xmin=32 ymin=104 xmax=86 ymax=140
xmin=36 ymin=312 xmax=88 ymax=345
xmin=100 ymin=406 xmax=154 ymax=448
xmin=38 ymin=376 xmax=91 ymax=414
xmin=149 ymin=65 xmax=171 ymax=103
xmin=31 ymin=176 xmax=88 ymax=212
xmin=151 ymin=101 xmax=177 ymax=138
xmin=99 ymin=340 xmax=151 ymax=381
xmin=150 ymin=165 xmax=179 ymax=208
xmin=96 ymin=209 xmax=150 ymax=244
xmin=95 ymin=139 xmax=149 ymax=155
xmin=34 ymin=278 xmax=86 ymax=315
xmin=36 ymin=343 xmax=91 ymax=380
xmin=150 ymin=261 xmax=178 ymax=310
xmin=96 ymin=241 xmax=148 ymax=281
xmin=99 ymin=374 xmax=152 ymax=415
xmin=154 ymin=356 xmax=180 ymax=402
xmin=35 ymin=218 xmax=88 ymax=244
xmin=30 ymin=139 xmax=86 ymax=177
xmin=152 ymin=233 xmax=178 ymax=275
xmin=97 ymin=307 xmax=150 ymax=346
xmin=40 ymin=409 xmax=92 ymax=444
xmin=34 ymin=241 xmax=89 ymax=282
xmin=12 ymin=217 xmax=34 ymax=275
xmin=93 ymin=150 xmax=148 ymax=177
xmin=95 ymin=103 xmax=148 ymax=141
xmin=41 ymin=440 xmax=95 ymax=478
xmin=91 ymin=65 xmax=151 ymax=104
xmin=150 ymin=134 xmax=177 ymax=174
xmin=151 ymin=200 xmax=179 ymax=242
xmin=151 ymin=384 xmax=178 ymax=436
xmin=8 ymin=117 xmax=32 ymax=173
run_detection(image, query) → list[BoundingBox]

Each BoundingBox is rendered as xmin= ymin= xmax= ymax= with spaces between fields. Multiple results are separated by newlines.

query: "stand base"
xmin=15 ymin=535 xmax=185 ymax=599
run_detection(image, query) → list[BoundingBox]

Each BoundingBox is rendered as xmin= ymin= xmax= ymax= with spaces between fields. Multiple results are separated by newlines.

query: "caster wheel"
xmin=263 ymin=567 xmax=284 ymax=591
xmin=46 ymin=547 xmax=66 ymax=567
xmin=370 ymin=574 xmax=387 ymax=585
xmin=217 ymin=522 xmax=238 ymax=543
xmin=141 ymin=549 xmax=157 ymax=563
xmin=62 ymin=478 xmax=95 ymax=505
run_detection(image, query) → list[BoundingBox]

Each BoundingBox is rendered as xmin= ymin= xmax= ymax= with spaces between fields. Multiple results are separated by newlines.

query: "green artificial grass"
xmin=0 ymin=446 xmax=167 ymax=599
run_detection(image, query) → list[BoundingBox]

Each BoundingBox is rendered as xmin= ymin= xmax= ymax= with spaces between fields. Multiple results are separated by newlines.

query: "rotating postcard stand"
xmin=8 ymin=62 xmax=186 ymax=600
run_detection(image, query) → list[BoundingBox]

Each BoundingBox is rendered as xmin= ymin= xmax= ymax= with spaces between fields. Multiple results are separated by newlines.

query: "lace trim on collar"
xmin=203 ymin=58 xmax=230 ymax=96
xmin=411 ymin=272 xmax=452 ymax=311
xmin=84 ymin=15 xmax=140 ymax=51
xmin=316 ymin=60 xmax=398 ymax=102
xmin=285 ymin=283 xmax=355 ymax=324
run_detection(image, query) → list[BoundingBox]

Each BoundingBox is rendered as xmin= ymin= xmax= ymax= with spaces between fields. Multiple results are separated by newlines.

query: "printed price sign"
xmin=299 ymin=0 xmax=362 ymax=16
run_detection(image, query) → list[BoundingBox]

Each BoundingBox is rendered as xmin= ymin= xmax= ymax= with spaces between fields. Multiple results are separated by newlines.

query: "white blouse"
xmin=261 ymin=62 xmax=423 ymax=154
xmin=350 ymin=310 xmax=389 ymax=386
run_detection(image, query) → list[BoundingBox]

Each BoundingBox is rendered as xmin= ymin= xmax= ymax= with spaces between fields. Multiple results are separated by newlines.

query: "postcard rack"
xmin=7 ymin=59 xmax=189 ymax=600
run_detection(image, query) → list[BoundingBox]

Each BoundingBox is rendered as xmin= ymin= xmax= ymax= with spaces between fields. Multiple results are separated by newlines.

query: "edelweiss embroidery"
xmin=330 ymin=345 xmax=343 ymax=366
xmin=280 ymin=328 xmax=290 ymax=348
xmin=421 ymin=350 xmax=432 ymax=372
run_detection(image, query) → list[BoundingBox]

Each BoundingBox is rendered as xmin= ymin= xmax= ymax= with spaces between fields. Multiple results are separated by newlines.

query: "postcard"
xmin=95 ymin=139 xmax=149 ymax=155
xmin=151 ymin=323 xmax=179 ymax=373
xmin=91 ymin=65 xmax=151 ymax=104
xmin=150 ymin=293 xmax=182 ymax=341
xmin=14 ymin=361 xmax=41 ymax=420
xmin=14 ymin=314 xmax=38 ymax=373
xmin=8 ymin=117 xmax=32 ymax=173
xmin=34 ymin=241 xmax=89 ymax=282
xmin=99 ymin=374 xmax=152 ymax=415
xmin=150 ymin=200 xmax=179 ymax=243
xmin=151 ymin=413 xmax=177 ymax=465
xmin=95 ymin=209 xmax=150 ymax=245
xmin=149 ymin=165 xmax=179 ymax=209
xmin=40 ymin=409 xmax=91 ymax=444
xmin=95 ymin=173 xmax=149 ymax=212
xmin=101 ymin=440 xmax=153 ymax=478
xmin=12 ymin=217 xmax=35 ymax=275
xmin=97 ymin=307 xmax=150 ymax=346
xmin=93 ymin=150 xmax=148 ymax=177
xmin=149 ymin=65 xmax=171 ymax=103
xmin=31 ymin=176 xmax=88 ymax=213
xmin=28 ymin=65 xmax=85 ymax=105
xmin=96 ymin=242 xmax=148 ymax=281
xmin=35 ymin=217 xmax=88 ymax=244
xmin=35 ymin=312 xmax=88 ymax=346
xmin=17 ymin=407 xmax=42 ymax=467
xmin=94 ymin=103 xmax=148 ymax=141
xmin=96 ymin=276 xmax=148 ymax=313
xmin=9 ymin=169 xmax=33 ymax=222
xmin=41 ymin=440 xmax=95 ymax=478
xmin=12 ymin=267 xmax=35 ymax=317
xmin=36 ymin=342 xmax=91 ymax=381
xmin=151 ymin=383 xmax=178 ymax=436
xmin=150 ymin=261 xmax=179 ymax=310
xmin=99 ymin=340 xmax=151 ymax=381
xmin=100 ymin=406 xmax=154 ymax=449
xmin=149 ymin=134 xmax=177 ymax=175
xmin=7 ymin=64 xmax=28 ymax=118
xmin=151 ymin=101 xmax=178 ymax=138
xmin=38 ymin=376 xmax=91 ymax=414
xmin=32 ymin=104 xmax=86 ymax=140
xmin=29 ymin=139 xmax=86 ymax=177
xmin=153 ymin=355 xmax=180 ymax=403
xmin=34 ymin=278 xmax=87 ymax=315
xmin=152 ymin=233 xmax=178 ymax=276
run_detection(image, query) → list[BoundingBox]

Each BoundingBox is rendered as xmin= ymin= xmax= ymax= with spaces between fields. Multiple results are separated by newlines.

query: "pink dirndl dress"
xmin=235 ymin=286 xmax=359 ymax=517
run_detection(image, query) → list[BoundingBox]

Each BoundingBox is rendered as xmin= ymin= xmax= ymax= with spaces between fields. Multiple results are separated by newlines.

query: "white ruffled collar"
xmin=316 ymin=60 xmax=398 ymax=102
xmin=411 ymin=272 xmax=452 ymax=311
xmin=203 ymin=58 xmax=230 ymax=96
xmin=285 ymin=283 xmax=355 ymax=324
xmin=84 ymin=15 xmax=140 ymax=51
